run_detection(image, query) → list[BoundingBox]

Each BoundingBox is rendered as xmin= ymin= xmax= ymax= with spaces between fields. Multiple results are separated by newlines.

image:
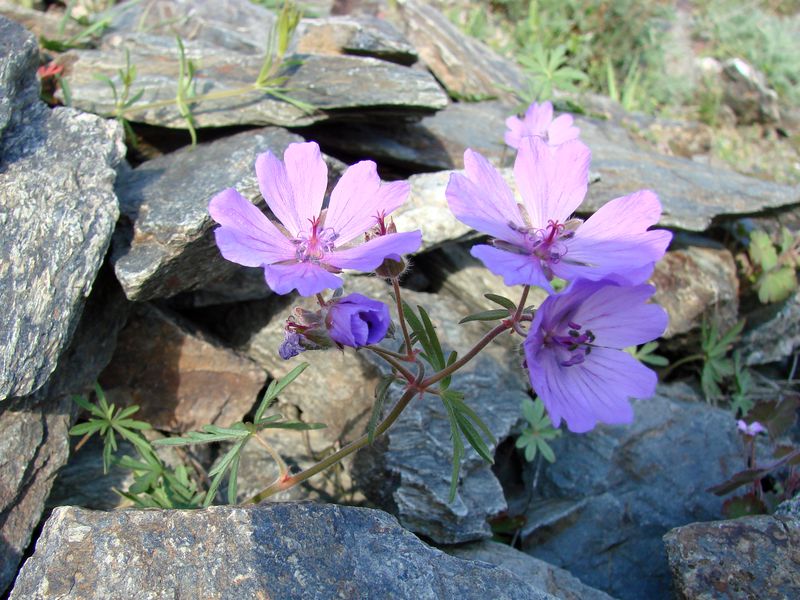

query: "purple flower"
xmin=446 ymin=137 xmax=672 ymax=292
xmin=524 ymin=279 xmax=668 ymax=433
xmin=505 ymin=101 xmax=581 ymax=149
xmin=209 ymin=142 xmax=422 ymax=297
xmin=737 ymin=420 xmax=766 ymax=437
xmin=326 ymin=293 xmax=391 ymax=348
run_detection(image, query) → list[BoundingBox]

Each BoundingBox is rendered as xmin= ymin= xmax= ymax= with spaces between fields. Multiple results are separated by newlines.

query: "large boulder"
xmin=518 ymin=384 xmax=744 ymax=600
xmin=10 ymin=503 xmax=554 ymax=600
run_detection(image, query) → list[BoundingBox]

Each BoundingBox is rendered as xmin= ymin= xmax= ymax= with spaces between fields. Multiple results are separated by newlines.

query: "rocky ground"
xmin=1 ymin=0 xmax=799 ymax=598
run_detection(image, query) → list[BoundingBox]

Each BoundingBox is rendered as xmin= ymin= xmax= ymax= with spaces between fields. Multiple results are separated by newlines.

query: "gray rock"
xmin=98 ymin=303 xmax=266 ymax=432
xmin=574 ymin=116 xmax=799 ymax=231
xmin=1 ymin=17 xmax=126 ymax=402
xmin=0 ymin=15 xmax=39 ymax=139
xmin=721 ymin=58 xmax=781 ymax=125
xmin=519 ymin=383 xmax=744 ymax=600
xmin=741 ymin=289 xmax=800 ymax=365
xmin=11 ymin=503 xmax=553 ymax=600
xmin=112 ymin=127 xmax=305 ymax=301
xmin=106 ymin=0 xmax=277 ymax=56
xmin=353 ymin=279 xmax=530 ymax=544
xmin=295 ymin=15 xmax=417 ymax=65
xmin=663 ymin=512 xmax=800 ymax=599
xmin=308 ymin=99 xmax=511 ymax=171
xmin=446 ymin=540 xmax=616 ymax=600
xmin=58 ymin=41 xmax=448 ymax=128
xmin=389 ymin=0 xmax=524 ymax=100
xmin=651 ymin=245 xmax=739 ymax=339
xmin=0 ymin=266 xmax=131 ymax=595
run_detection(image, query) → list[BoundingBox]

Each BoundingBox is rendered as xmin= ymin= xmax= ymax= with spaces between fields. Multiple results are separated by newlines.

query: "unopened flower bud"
xmin=325 ymin=293 xmax=391 ymax=348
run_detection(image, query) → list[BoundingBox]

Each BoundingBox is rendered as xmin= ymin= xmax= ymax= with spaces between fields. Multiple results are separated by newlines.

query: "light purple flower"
xmin=505 ymin=101 xmax=581 ymax=149
xmin=209 ymin=142 xmax=423 ymax=296
xmin=524 ymin=279 xmax=668 ymax=433
xmin=326 ymin=293 xmax=391 ymax=348
xmin=446 ymin=137 xmax=672 ymax=292
xmin=737 ymin=420 xmax=766 ymax=437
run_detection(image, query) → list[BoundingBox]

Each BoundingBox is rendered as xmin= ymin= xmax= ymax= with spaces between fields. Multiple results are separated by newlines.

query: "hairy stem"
xmin=421 ymin=321 xmax=512 ymax=389
xmin=252 ymin=432 xmax=289 ymax=478
xmin=391 ymin=277 xmax=414 ymax=360
xmin=365 ymin=346 xmax=416 ymax=383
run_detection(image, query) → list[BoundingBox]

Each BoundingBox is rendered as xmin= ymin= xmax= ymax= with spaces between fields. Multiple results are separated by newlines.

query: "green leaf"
xmin=418 ymin=306 xmax=445 ymax=370
xmin=537 ymin=439 xmax=556 ymax=463
xmin=749 ymin=230 xmax=778 ymax=270
xmin=757 ymin=266 xmax=797 ymax=304
xmin=260 ymin=420 xmax=326 ymax=431
xmin=483 ymin=293 xmax=516 ymax=311
xmin=68 ymin=421 xmax=103 ymax=436
xmin=459 ymin=309 xmax=509 ymax=324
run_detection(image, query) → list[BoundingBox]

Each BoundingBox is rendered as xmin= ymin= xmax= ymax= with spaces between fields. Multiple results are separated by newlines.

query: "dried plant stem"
xmin=247 ymin=385 xmax=417 ymax=503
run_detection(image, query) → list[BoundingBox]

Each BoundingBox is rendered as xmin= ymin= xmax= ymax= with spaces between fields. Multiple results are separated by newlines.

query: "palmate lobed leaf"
xmin=757 ymin=267 xmax=797 ymax=304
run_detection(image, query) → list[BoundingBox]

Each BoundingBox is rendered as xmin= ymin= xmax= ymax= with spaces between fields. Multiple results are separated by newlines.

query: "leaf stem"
xmin=252 ymin=432 xmax=289 ymax=478
xmin=421 ymin=321 xmax=512 ymax=389
xmin=364 ymin=346 xmax=416 ymax=383
xmin=247 ymin=384 xmax=418 ymax=503
xmin=661 ymin=353 xmax=704 ymax=379
xmin=391 ymin=277 xmax=414 ymax=360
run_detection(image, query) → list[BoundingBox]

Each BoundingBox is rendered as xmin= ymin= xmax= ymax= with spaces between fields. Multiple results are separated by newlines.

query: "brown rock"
xmin=651 ymin=246 xmax=739 ymax=339
xmin=663 ymin=513 xmax=800 ymax=599
xmin=99 ymin=304 xmax=266 ymax=432
xmin=295 ymin=15 xmax=417 ymax=65
xmin=388 ymin=0 xmax=524 ymax=100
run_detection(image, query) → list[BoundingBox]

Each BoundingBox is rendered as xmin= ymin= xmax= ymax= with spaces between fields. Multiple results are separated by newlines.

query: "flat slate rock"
xmin=663 ymin=512 xmax=800 ymax=599
xmin=0 ymin=267 xmax=130 ymax=595
xmin=520 ymin=383 xmax=744 ymax=600
xmin=112 ymin=127 xmax=304 ymax=301
xmin=58 ymin=40 xmax=448 ymax=129
xmin=1 ymin=17 xmax=126 ymax=401
xmin=295 ymin=15 xmax=418 ymax=65
xmin=105 ymin=0 xmax=277 ymax=56
xmin=11 ymin=503 xmax=553 ymax=600
xmin=307 ymin=99 xmax=510 ymax=171
xmin=446 ymin=540 xmax=616 ymax=600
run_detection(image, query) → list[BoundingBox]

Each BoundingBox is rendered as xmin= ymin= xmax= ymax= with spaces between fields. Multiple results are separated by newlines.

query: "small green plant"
xmin=729 ymin=351 xmax=755 ymax=418
xmin=518 ymin=43 xmax=589 ymax=101
xmin=153 ymin=362 xmax=325 ymax=507
xmin=69 ymin=363 xmax=324 ymax=508
xmin=662 ymin=317 xmax=745 ymax=403
xmin=69 ymin=383 xmax=153 ymax=474
xmin=516 ymin=397 xmax=561 ymax=463
xmin=745 ymin=228 xmax=800 ymax=304
xmin=93 ymin=48 xmax=143 ymax=145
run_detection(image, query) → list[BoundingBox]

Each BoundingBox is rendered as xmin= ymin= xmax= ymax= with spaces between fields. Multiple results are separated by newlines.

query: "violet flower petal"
xmin=208 ymin=188 xmax=296 ymax=266
xmin=263 ymin=262 xmax=343 ymax=297
xmin=548 ymin=113 xmax=581 ymax=145
xmin=326 ymin=230 xmax=422 ymax=271
xmin=325 ymin=161 xmax=410 ymax=246
xmin=255 ymin=142 xmax=327 ymax=237
xmin=470 ymin=245 xmax=553 ymax=291
xmin=446 ymin=150 xmax=527 ymax=245
xmin=556 ymin=190 xmax=672 ymax=282
xmin=514 ymin=136 xmax=591 ymax=229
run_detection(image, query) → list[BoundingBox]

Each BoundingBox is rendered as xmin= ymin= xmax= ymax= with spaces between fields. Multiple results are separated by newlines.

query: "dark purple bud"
xmin=326 ymin=293 xmax=391 ymax=348
xmin=279 ymin=331 xmax=306 ymax=360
